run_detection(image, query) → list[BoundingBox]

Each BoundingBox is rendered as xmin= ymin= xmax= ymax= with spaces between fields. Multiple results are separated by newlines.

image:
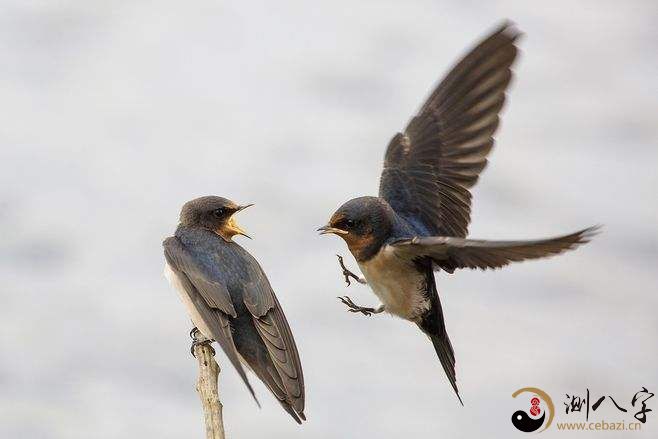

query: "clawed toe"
xmin=189 ymin=329 xmax=215 ymax=357
xmin=336 ymin=255 xmax=366 ymax=286
xmin=337 ymin=296 xmax=374 ymax=316
xmin=190 ymin=339 xmax=215 ymax=357
xmin=337 ymin=255 xmax=352 ymax=286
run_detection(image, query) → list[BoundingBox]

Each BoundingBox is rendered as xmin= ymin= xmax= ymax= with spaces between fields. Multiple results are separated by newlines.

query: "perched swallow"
xmin=163 ymin=196 xmax=305 ymax=423
xmin=318 ymin=23 xmax=597 ymax=404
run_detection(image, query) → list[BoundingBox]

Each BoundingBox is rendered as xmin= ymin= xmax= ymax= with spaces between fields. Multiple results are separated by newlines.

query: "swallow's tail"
xmin=417 ymin=266 xmax=463 ymax=405
xmin=425 ymin=330 xmax=463 ymax=405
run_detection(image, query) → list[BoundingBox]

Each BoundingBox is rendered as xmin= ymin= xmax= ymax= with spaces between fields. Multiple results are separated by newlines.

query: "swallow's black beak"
xmin=236 ymin=203 xmax=254 ymax=212
xmin=317 ymin=225 xmax=348 ymax=236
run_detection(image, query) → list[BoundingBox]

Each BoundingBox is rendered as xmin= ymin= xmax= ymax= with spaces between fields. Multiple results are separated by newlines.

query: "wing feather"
xmin=380 ymin=22 xmax=520 ymax=237
xmin=237 ymin=265 xmax=305 ymax=415
xmin=248 ymin=297 xmax=305 ymax=413
xmin=163 ymin=237 xmax=237 ymax=317
xmin=163 ymin=237 xmax=256 ymax=399
xmin=391 ymin=227 xmax=599 ymax=271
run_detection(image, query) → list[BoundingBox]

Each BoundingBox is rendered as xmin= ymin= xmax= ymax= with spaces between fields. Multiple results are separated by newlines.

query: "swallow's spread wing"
xmin=390 ymin=227 xmax=598 ymax=272
xmin=163 ymin=236 xmax=257 ymax=399
xmin=379 ymin=23 xmax=520 ymax=237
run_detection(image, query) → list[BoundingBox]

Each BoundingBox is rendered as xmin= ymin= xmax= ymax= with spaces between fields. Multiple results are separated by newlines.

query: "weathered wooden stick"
xmin=192 ymin=332 xmax=226 ymax=439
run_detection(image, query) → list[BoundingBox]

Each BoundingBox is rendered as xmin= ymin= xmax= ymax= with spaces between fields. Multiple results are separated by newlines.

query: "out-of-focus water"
xmin=1 ymin=1 xmax=656 ymax=438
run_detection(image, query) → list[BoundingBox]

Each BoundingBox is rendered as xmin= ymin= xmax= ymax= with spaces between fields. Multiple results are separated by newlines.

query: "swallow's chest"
xmin=357 ymin=245 xmax=430 ymax=321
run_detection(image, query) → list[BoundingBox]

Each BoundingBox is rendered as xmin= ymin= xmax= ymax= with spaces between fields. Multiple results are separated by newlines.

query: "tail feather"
xmin=428 ymin=332 xmax=463 ymax=405
xmin=417 ymin=262 xmax=463 ymax=404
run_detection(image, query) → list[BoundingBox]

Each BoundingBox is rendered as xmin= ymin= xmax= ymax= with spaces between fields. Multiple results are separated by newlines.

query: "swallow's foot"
xmin=338 ymin=296 xmax=384 ymax=316
xmin=189 ymin=326 xmax=199 ymax=339
xmin=189 ymin=328 xmax=215 ymax=357
xmin=337 ymin=254 xmax=367 ymax=286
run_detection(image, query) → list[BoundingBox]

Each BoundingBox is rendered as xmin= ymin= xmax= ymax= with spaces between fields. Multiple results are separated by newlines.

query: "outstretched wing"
xmin=240 ymin=270 xmax=306 ymax=420
xmin=163 ymin=236 xmax=257 ymax=400
xmin=379 ymin=22 xmax=520 ymax=237
xmin=391 ymin=227 xmax=598 ymax=273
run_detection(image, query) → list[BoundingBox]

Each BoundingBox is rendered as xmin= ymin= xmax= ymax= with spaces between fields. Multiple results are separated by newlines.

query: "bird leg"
xmin=190 ymin=327 xmax=215 ymax=357
xmin=336 ymin=254 xmax=367 ymax=286
xmin=337 ymin=296 xmax=385 ymax=316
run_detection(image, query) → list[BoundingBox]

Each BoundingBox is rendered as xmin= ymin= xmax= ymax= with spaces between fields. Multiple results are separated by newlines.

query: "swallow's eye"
xmin=212 ymin=208 xmax=226 ymax=218
xmin=345 ymin=219 xmax=356 ymax=228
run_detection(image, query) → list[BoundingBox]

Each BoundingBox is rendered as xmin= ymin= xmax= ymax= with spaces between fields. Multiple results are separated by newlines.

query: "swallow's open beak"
xmin=226 ymin=204 xmax=254 ymax=239
xmin=317 ymin=225 xmax=348 ymax=235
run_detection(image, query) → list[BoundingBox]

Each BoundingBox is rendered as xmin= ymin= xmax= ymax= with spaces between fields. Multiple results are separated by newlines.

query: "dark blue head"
xmin=318 ymin=196 xmax=394 ymax=261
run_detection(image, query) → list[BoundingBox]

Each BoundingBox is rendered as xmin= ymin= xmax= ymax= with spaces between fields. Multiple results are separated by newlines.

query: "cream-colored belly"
xmin=164 ymin=263 xmax=214 ymax=339
xmin=357 ymin=245 xmax=430 ymax=321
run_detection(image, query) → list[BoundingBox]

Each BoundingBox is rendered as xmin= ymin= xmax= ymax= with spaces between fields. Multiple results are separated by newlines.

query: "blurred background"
xmin=1 ymin=1 xmax=657 ymax=438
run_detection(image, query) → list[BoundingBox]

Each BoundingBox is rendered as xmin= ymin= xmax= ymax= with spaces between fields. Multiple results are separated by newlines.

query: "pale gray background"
xmin=1 ymin=1 xmax=656 ymax=438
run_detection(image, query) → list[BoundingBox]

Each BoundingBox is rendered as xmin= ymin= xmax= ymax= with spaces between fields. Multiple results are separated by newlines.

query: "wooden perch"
xmin=192 ymin=331 xmax=226 ymax=439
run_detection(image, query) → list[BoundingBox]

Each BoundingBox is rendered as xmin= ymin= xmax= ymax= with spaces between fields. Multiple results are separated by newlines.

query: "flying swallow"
xmin=318 ymin=23 xmax=598 ymax=404
xmin=163 ymin=196 xmax=305 ymax=423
